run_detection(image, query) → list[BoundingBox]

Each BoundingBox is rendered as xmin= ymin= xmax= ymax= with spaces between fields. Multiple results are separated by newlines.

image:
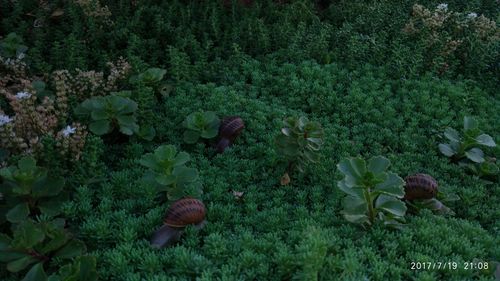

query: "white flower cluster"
xmin=437 ymin=3 xmax=448 ymax=11
xmin=0 ymin=114 xmax=13 ymax=126
xmin=15 ymin=91 xmax=31 ymax=100
xmin=62 ymin=125 xmax=76 ymax=137
xmin=467 ymin=12 xmax=478 ymax=19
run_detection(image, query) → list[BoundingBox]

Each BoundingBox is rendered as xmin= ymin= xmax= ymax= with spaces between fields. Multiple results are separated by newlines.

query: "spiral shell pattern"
xmin=164 ymin=198 xmax=206 ymax=228
xmin=404 ymin=173 xmax=438 ymax=200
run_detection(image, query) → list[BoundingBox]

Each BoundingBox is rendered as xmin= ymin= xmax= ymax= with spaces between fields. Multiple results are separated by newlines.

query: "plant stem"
xmin=363 ymin=188 xmax=375 ymax=225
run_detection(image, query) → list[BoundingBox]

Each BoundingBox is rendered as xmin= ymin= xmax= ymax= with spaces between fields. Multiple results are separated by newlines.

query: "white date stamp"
xmin=410 ymin=261 xmax=489 ymax=270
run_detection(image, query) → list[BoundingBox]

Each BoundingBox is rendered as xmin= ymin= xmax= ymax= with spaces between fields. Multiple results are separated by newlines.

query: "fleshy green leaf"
xmin=54 ymin=240 xmax=86 ymax=259
xmin=183 ymin=130 xmax=200 ymax=144
xmin=475 ymin=134 xmax=496 ymax=147
xmin=18 ymin=157 xmax=36 ymax=172
xmin=375 ymin=195 xmax=407 ymax=217
xmin=463 ymin=116 xmax=478 ymax=131
xmin=444 ymin=127 xmax=460 ymax=142
xmin=32 ymin=177 xmax=64 ymax=198
xmin=374 ymin=173 xmax=405 ymax=198
xmin=21 ymin=262 xmax=47 ymax=281
xmin=7 ymin=256 xmax=38 ymax=272
xmin=173 ymin=152 xmax=190 ymax=166
xmin=89 ymin=120 xmax=111 ymax=135
xmin=465 ymin=148 xmax=485 ymax=163
xmin=438 ymin=143 xmax=456 ymax=157
xmin=6 ymin=203 xmax=29 ymax=223
xmin=367 ymin=156 xmax=390 ymax=174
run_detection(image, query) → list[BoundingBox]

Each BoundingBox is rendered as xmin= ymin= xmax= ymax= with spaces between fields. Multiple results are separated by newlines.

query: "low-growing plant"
xmin=337 ymin=156 xmax=407 ymax=229
xmin=406 ymin=192 xmax=460 ymax=216
xmin=75 ymin=95 xmax=139 ymax=136
xmin=131 ymin=68 xmax=166 ymax=87
xmin=139 ymin=145 xmax=202 ymax=201
xmin=439 ymin=116 xmax=497 ymax=178
xmin=0 ymin=218 xmax=96 ymax=281
xmin=0 ymin=32 xmax=28 ymax=59
xmin=182 ymin=111 xmax=220 ymax=144
xmin=0 ymin=157 xmax=67 ymax=224
xmin=275 ymin=116 xmax=323 ymax=183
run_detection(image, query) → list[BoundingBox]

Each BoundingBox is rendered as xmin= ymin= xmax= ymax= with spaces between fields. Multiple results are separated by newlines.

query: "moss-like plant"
xmin=337 ymin=156 xmax=407 ymax=229
xmin=439 ymin=116 xmax=497 ymax=178
xmin=182 ymin=111 xmax=220 ymax=144
xmin=75 ymin=95 xmax=139 ymax=136
xmin=139 ymin=145 xmax=202 ymax=201
xmin=0 ymin=157 xmax=67 ymax=224
xmin=0 ymin=218 xmax=96 ymax=281
xmin=275 ymin=116 xmax=324 ymax=183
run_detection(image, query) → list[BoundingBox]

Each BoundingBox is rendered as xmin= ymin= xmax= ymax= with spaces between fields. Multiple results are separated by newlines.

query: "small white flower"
xmin=467 ymin=12 xmax=478 ymax=19
xmin=437 ymin=3 xmax=448 ymax=11
xmin=62 ymin=125 xmax=76 ymax=137
xmin=15 ymin=91 xmax=31 ymax=100
xmin=0 ymin=114 xmax=13 ymax=126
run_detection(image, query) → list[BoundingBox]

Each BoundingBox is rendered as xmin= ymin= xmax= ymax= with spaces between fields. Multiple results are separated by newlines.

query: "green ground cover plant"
xmin=1 ymin=0 xmax=499 ymax=280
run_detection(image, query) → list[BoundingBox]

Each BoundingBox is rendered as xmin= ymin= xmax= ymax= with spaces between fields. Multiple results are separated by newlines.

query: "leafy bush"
xmin=139 ymin=145 xmax=202 ymax=201
xmin=75 ymin=95 xmax=139 ymax=136
xmin=337 ymin=156 xmax=407 ymax=229
xmin=182 ymin=111 xmax=220 ymax=144
xmin=0 ymin=218 xmax=95 ymax=281
xmin=0 ymin=157 xmax=66 ymax=224
xmin=0 ymin=32 xmax=27 ymax=59
xmin=275 ymin=116 xmax=323 ymax=183
xmin=439 ymin=116 xmax=497 ymax=178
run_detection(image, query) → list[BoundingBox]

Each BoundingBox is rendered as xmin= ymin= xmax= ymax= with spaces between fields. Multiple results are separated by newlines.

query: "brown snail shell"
xmin=216 ymin=116 xmax=245 ymax=153
xmin=404 ymin=174 xmax=438 ymax=200
xmin=150 ymin=198 xmax=206 ymax=248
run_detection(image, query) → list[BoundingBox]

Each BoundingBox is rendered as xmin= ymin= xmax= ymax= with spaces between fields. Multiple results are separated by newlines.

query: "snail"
xmin=150 ymin=198 xmax=206 ymax=249
xmin=404 ymin=174 xmax=438 ymax=200
xmin=215 ymin=116 xmax=245 ymax=153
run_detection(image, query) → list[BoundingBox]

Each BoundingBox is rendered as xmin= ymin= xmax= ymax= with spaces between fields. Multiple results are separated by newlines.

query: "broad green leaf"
xmin=40 ymin=230 xmax=69 ymax=254
xmin=13 ymin=220 xmax=45 ymax=249
xmin=7 ymin=256 xmax=38 ymax=272
xmin=337 ymin=157 xmax=366 ymax=186
xmin=119 ymin=125 xmax=134 ymax=136
xmin=89 ymin=120 xmax=111 ymax=135
xmin=200 ymin=127 xmax=218 ymax=139
xmin=54 ymin=239 xmax=86 ymax=259
xmin=183 ymin=130 xmax=200 ymax=144
xmin=438 ymin=143 xmax=456 ymax=157
xmin=367 ymin=156 xmax=390 ymax=174
xmin=0 ymin=234 xmax=11 ymax=250
xmin=342 ymin=213 xmax=369 ymax=224
xmin=18 ymin=157 xmax=36 ymax=172
xmin=343 ymin=195 xmax=367 ymax=213
xmin=155 ymin=174 xmax=176 ymax=186
xmin=0 ymin=250 xmax=28 ymax=262
xmin=39 ymin=194 xmax=68 ymax=217
xmin=463 ymin=116 xmax=478 ymax=131
xmin=444 ymin=127 xmax=460 ymax=142
xmin=173 ymin=152 xmax=190 ymax=166
xmin=173 ymin=167 xmax=198 ymax=183
xmin=21 ymin=262 xmax=47 ymax=281
xmin=337 ymin=180 xmax=364 ymax=198
xmin=465 ymin=148 xmax=485 ymax=163
xmin=139 ymin=154 xmax=161 ymax=171
xmin=375 ymin=195 xmax=407 ymax=217
xmin=475 ymin=134 xmax=496 ymax=147
xmin=116 ymin=114 xmax=136 ymax=125
xmin=6 ymin=202 xmax=29 ymax=223
xmin=154 ymin=145 xmax=177 ymax=161
xmin=374 ymin=173 xmax=405 ymax=197
xmin=90 ymin=109 xmax=107 ymax=121
xmin=281 ymin=127 xmax=291 ymax=136
xmin=32 ymin=177 xmax=64 ymax=198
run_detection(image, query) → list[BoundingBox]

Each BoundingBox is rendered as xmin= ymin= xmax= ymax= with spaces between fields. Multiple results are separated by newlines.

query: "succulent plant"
xmin=337 ymin=156 xmax=407 ymax=229
xmin=182 ymin=111 xmax=220 ymax=144
xmin=75 ymin=95 xmax=139 ymax=136
xmin=0 ymin=32 xmax=28 ymax=59
xmin=275 ymin=116 xmax=324 ymax=182
xmin=130 ymin=68 xmax=167 ymax=87
xmin=439 ymin=116 xmax=496 ymax=162
xmin=0 ymin=218 xmax=95 ymax=281
xmin=0 ymin=157 xmax=67 ymax=224
xmin=139 ymin=145 xmax=202 ymax=201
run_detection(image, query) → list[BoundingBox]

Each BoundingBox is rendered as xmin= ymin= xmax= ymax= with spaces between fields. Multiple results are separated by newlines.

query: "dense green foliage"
xmin=1 ymin=0 xmax=499 ymax=280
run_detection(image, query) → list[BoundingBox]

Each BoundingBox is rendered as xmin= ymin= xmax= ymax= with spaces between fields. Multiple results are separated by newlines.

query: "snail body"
xmin=404 ymin=174 xmax=438 ymax=200
xmin=216 ymin=116 xmax=245 ymax=153
xmin=151 ymin=198 xmax=206 ymax=248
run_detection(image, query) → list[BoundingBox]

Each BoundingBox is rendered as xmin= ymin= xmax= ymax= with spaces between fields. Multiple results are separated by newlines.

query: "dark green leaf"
xmin=7 ymin=256 xmax=38 ymax=272
xmin=438 ymin=143 xmax=456 ymax=157
xmin=375 ymin=195 xmax=407 ymax=217
xmin=6 ymin=202 xmax=29 ymax=223
xmin=32 ymin=177 xmax=64 ymax=198
xmin=54 ymin=240 xmax=86 ymax=259
xmin=367 ymin=156 xmax=390 ymax=174
xmin=475 ymin=134 xmax=496 ymax=147
xmin=21 ymin=262 xmax=47 ymax=281
xmin=89 ymin=120 xmax=111 ymax=135
xmin=465 ymin=148 xmax=485 ymax=163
